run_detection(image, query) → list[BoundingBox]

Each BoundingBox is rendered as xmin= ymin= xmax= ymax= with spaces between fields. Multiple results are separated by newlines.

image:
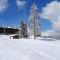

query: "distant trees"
xmin=29 ymin=3 xmax=41 ymax=39
xmin=19 ymin=20 xmax=28 ymax=38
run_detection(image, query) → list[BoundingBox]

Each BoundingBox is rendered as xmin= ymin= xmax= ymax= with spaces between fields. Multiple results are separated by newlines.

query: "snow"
xmin=0 ymin=35 xmax=60 ymax=60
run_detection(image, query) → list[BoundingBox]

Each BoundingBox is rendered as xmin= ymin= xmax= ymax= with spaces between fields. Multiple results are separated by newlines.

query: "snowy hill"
xmin=0 ymin=35 xmax=60 ymax=60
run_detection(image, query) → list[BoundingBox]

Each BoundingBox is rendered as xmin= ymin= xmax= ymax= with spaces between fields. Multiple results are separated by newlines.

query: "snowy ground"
xmin=0 ymin=35 xmax=60 ymax=60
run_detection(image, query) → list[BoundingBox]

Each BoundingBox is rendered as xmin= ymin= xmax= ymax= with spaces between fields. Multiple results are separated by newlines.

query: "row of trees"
xmin=18 ymin=3 xmax=41 ymax=39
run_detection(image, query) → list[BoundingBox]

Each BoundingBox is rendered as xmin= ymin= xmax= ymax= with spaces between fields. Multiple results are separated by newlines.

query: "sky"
xmin=0 ymin=0 xmax=60 ymax=32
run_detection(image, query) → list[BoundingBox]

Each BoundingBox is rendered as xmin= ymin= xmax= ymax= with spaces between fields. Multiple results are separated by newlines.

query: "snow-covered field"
xmin=0 ymin=35 xmax=60 ymax=60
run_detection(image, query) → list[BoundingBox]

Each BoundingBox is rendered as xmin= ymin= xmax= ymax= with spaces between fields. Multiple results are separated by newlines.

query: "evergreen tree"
xmin=19 ymin=20 xmax=28 ymax=38
xmin=29 ymin=3 xmax=41 ymax=39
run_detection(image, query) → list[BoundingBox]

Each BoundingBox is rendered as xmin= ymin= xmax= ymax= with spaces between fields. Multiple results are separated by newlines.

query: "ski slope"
xmin=0 ymin=35 xmax=60 ymax=60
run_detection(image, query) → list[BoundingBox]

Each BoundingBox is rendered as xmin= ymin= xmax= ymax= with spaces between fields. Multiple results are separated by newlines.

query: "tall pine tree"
xmin=29 ymin=3 xmax=41 ymax=39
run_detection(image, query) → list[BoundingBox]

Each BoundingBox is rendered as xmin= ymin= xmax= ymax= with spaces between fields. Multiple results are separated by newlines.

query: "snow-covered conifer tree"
xmin=29 ymin=3 xmax=41 ymax=39
xmin=19 ymin=20 xmax=28 ymax=38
